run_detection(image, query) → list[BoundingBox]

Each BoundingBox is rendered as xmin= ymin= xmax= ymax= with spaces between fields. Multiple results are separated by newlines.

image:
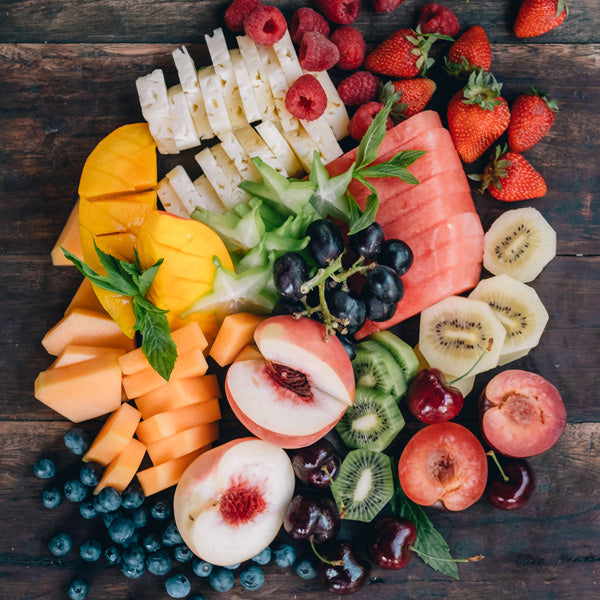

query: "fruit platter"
xmin=1 ymin=1 xmax=599 ymax=599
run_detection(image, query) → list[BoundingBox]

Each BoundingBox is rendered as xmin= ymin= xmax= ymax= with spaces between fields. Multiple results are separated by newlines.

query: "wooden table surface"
xmin=1 ymin=1 xmax=599 ymax=599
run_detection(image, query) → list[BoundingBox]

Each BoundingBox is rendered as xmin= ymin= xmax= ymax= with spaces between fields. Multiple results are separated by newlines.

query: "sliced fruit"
xmin=369 ymin=331 xmax=419 ymax=384
xmin=209 ymin=312 xmax=266 ymax=367
xmin=94 ymin=438 xmax=147 ymax=494
xmin=483 ymin=207 xmax=556 ymax=282
xmin=64 ymin=278 xmax=105 ymax=315
xmin=146 ymin=427 xmax=217 ymax=465
xmin=50 ymin=345 xmax=126 ymax=369
xmin=51 ymin=200 xmax=83 ymax=265
xmin=352 ymin=340 xmax=407 ymax=399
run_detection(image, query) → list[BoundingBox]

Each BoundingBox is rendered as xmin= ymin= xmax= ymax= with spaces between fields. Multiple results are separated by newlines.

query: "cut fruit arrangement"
xmin=36 ymin=1 xmax=569 ymax=599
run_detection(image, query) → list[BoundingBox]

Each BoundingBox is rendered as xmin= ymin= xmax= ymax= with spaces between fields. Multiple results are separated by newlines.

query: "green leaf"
xmin=137 ymin=259 xmax=163 ymax=297
xmin=358 ymin=163 xmax=419 ymax=184
xmin=348 ymin=192 xmax=379 ymax=235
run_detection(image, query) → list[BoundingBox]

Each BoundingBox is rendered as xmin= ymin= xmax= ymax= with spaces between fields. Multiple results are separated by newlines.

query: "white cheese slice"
xmin=157 ymin=178 xmax=189 ymax=217
xmin=282 ymin=128 xmax=323 ymax=173
xmin=211 ymin=143 xmax=250 ymax=207
xmin=165 ymin=165 xmax=223 ymax=216
xmin=230 ymin=49 xmax=262 ymax=124
xmin=218 ymin=130 xmax=261 ymax=182
xmin=255 ymin=120 xmax=303 ymax=178
xmin=310 ymin=70 xmax=350 ymax=141
xmin=234 ymin=125 xmax=288 ymax=176
xmin=236 ymin=35 xmax=278 ymax=123
xmin=198 ymin=66 xmax=233 ymax=137
xmin=192 ymin=175 xmax=227 ymax=215
xmin=168 ymin=85 xmax=201 ymax=151
xmin=195 ymin=146 xmax=244 ymax=211
xmin=272 ymin=29 xmax=303 ymax=86
xmin=172 ymin=46 xmax=214 ymax=141
xmin=300 ymin=118 xmax=344 ymax=164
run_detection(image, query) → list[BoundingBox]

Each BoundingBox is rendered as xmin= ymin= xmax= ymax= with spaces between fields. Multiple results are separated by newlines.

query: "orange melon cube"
xmin=135 ymin=398 xmax=221 ymax=445
xmin=41 ymin=308 xmax=135 ymax=356
xmin=50 ymin=345 xmax=126 ymax=369
xmin=122 ymin=346 xmax=209 ymax=399
xmin=94 ymin=438 xmax=147 ymax=494
xmin=83 ymin=402 xmax=142 ymax=466
xmin=135 ymin=374 xmax=221 ymax=419
xmin=209 ymin=312 xmax=266 ymax=367
xmin=51 ymin=200 xmax=83 ymax=265
xmin=137 ymin=447 xmax=210 ymax=496
xmin=34 ymin=353 xmax=122 ymax=422
xmin=233 ymin=344 xmax=262 ymax=363
xmin=118 ymin=322 xmax=208 ymax=376
xmin=146 ymin=422 xmax=220 ymax=465
xmin=65 ymin=278 xmax=105 ymax=315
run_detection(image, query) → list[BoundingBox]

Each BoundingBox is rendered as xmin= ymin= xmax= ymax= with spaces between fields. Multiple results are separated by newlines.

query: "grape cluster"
xmin=272 ymin=219 xmax=413 ymax=354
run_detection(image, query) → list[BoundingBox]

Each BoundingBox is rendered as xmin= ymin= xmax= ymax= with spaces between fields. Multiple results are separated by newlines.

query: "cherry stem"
xmin=486 ymin=450 xmax=510 ymax=482
xmin=410 ymin=546 xmax=484 ymax=563
xmin=448 ymin=338 xmax=494 ymax=385
xmin=309 ymin=536 xmax=344 ymax=567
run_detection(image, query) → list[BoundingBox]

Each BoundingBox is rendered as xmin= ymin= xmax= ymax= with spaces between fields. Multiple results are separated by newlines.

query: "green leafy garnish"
xmin=62 ymin=243 xmax=177 ymax=381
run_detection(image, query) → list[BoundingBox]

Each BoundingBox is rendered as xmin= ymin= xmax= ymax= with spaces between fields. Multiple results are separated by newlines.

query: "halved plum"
xmin=398 ymin=422 xmax=488 ymax=511
xmin=479 ymin=369 xmax=566 ymax=458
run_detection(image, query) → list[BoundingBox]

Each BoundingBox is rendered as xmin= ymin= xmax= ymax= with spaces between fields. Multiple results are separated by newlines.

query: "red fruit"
xmin=337 ymin=71 xmax=379 ymax=106
xmin=514 ymin=0 xmax=568 ymax=38
xmin=418 ymin=3 xmax=460 ymax=37
xmin=225 ymin=0 xmax=261 ymax=33
xmin=406 ymin=367 xmax=463 ymax=423
xmin=285 ymin=74 xmax=328 ymax=121
xmin=446 ymin=25 xmax=492 ymax=75
xmin=486 ymin=456 xmax=536 ymax=510
xmin=365 ymin=28 xmax=449 ymax=79
xmin=244 ymin=5 xmax=287 ymax=45
xmin=447 ymin=69 xmax=510 ymax=163
xmin=387 ymin=77 xmax=436 ymax=118
xmin=476 ymin=145 xmax=547 ymax=201
xmin=330 ymin=26 xmax=366 ymax=70
xmin=290 ymin=7 xmax=330 ymax=44
xmin=367 ymin=517 xmax=417 ymax=569
xmin=299 ymin=31 xmax=340 ymax=71
xmin=348 ymin=102 xmax=393 ymax=141
xmin=508 ymin=86 xmax=558 ymax=152
xmin=315 ymin=0 xmax=360 ymax=26
xmin=372 ymin=0 xmax=406 ymax=13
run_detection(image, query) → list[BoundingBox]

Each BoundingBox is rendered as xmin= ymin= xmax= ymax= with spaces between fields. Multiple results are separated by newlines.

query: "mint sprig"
xmin=62 ymin=243 xmax=177 ymax=381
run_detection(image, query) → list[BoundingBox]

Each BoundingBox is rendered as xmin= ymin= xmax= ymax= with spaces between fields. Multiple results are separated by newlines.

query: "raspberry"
xmin=418 ymin=3 xmax=460 ymax=37
xmin=290 ymin=7 xmax=330 ymax=44
xmin=315 ymin=0 xmax=360 ymax=26
xmin=299 ymin=31 xmax=340 ymax=72
xmin=372 ymin=0 xmax=406 ymax=13
xmin=338 ymin=71 xmax=379 ymax=106
xmin=244 ymin=5 xmax=287 ymax=45
xmin=285 ymin=74 xmax=328 ymax=121
xmin=348 ymin=102 xmax=393 ymax=141
xmin=330 ymin=26 xmax=366 ymax=70
xmin=225 ymin=0 xmax=261 ymax=33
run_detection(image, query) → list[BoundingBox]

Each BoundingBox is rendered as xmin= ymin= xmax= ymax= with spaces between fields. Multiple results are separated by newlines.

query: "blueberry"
xmin=209 ymin=567 xmax=235 ymax=593
xmin=33 ymin=458 xmax=56 ymax=479
xmin=146 ymin=549 xmax=172 ymax=576
xmin=192 ymin=559 xmax=213 ymax=578
xmin=295 ymin=558 xmax=317 ymax=579
xmin=64 ymin=479 xmax=87 ymax=503
xmin=165 ymin=574 xmax=191 ymax=598
xmin=141 ymin=532 xmax=161 ymax=553
xmin=130 ymin=506 xmax=149 ymax=529
xmin=79 ymin=501 xmax=97 ymax=520
xmin=95 ymin=486 xmax=122 ymax=512
xmin=274 ymin=543 xmax=296 ymax=568
xmin=64 ymin=428 xmax=90 ymax=455
xmin=162 ymin=521 xmax=183 ymax=546
xmin=103 ymin=509 xmax=122 ymax=529
xmin=122 ymin=543 xmax=145 ymax=568
xmin=189 ymin=596 xmax=207 ymax=600
xmin=79 ymin=462 xmax=102 ymax=487
xmin=67 ymin=577 xmax=89 ymax=600
xmin=251 ymin=546 xmax=271 ymax=565
xmin=121 ymin=481 xmax=145 ymax=509
xmin=239 ymin=565 xmax=265 ymax=591
xmin=150 ymin=498 xmax=172 ymax=520
xmin=108 ymin=516 xmax=135 ymax=545
xmin=174 ymin=544 xmax=193 ymax=563
xmin=41 ymin=486 xmax=63 ymax=509
xmin=121 ymin=561 xmax=145 ymax=579
xmin=80 ymin=539 xmax=102 ymax=562
xmin=224 ymin=562 xmax=241 ymax=570
xmin=104 ymin=545 xmax=122 ymax=565
xmin=48 ymin=532 xmax=72 ymax=556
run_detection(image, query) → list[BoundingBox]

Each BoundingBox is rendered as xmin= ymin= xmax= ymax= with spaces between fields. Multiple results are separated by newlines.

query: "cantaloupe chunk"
xmin=135 ymin=398 xmax=221 ymax=445
xmin=118 ymin=322 xmax=207 ymax=376
xmin=50 ymin=345 xmax=126 ymax=369
xmin=94 ymin=437 xmax=147 ymax=494
xmin=233 ymin=344 xmax=262 ymax=363
xmin=146 ymin=422 xmax=220 ymax=465
xmin=209 ymin=313 xmax=266 ymax=367
xmin=65 ymin=278 xmax=105 ymax=315
xmin=41 ymin=308 xmax=135 ymax=356
xmin=171 ymin=312 xmax=220 ymax=350
xmin=82 ymin=402 xmax=142 ymax=466
xmin=137 ymin=447 xmax=210 ymax=496
xmin=51 ymin=200 xmax=83 ymax=265
xmin=34 ymin=353 xmax=122 ymax=422
xmin=135 ymin=374 xmax=221 ymax=419
xmin=122 ymin=346 xmax=209 ymax=399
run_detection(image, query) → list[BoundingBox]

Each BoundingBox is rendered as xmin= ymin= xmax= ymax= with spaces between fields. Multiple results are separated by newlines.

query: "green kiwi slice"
xmin=370 ymin=330 xmax=420 ymax=384
xmin=330 ymin=449 xmax=394 ymax=522
xmin=351 ymin=340 xmax=407 ymax=399
xmin=335 ymin=386 xmax=405 ymax=452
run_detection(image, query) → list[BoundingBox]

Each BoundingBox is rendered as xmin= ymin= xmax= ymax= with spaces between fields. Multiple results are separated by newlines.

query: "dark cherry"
xmin=406 ymin=368 xmax=464 ymax=423
xmin=283 ymin=495 xmax=340 ymax=544
xmin=317 ymin=540 xmax=370 ymax=596
xmin=367 ymin=517 xmax=417 ymax=570
xmin=486 ymin=457 xmax=536 ymax=510
xmin=291 ymin=438 xmax=340 ymax=488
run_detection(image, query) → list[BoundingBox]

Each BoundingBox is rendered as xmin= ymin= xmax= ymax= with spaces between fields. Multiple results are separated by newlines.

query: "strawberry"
xmin=508 ymin=86 xmax=558 ymax=152
xmin=514 ymin=0 xmax=568 ymax=38
xmin=447 ymin=69 xmax=511 ymax=163
xmin=470 ymin=145 xmax=547 ymax=201
xmin=379 ymin=78 xmax=437 ymax=119
xmin=365 ymin=27 xmax=452 ymax=79
xmin=445 ymin=25 xmax=491 ymax=76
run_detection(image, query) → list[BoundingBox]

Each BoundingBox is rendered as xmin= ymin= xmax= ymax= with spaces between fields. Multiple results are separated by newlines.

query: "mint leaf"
xmin=137 ymin=259 xmax=163 ymax=297
xmin=348 ymin=192 xmax=379 ymax=236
